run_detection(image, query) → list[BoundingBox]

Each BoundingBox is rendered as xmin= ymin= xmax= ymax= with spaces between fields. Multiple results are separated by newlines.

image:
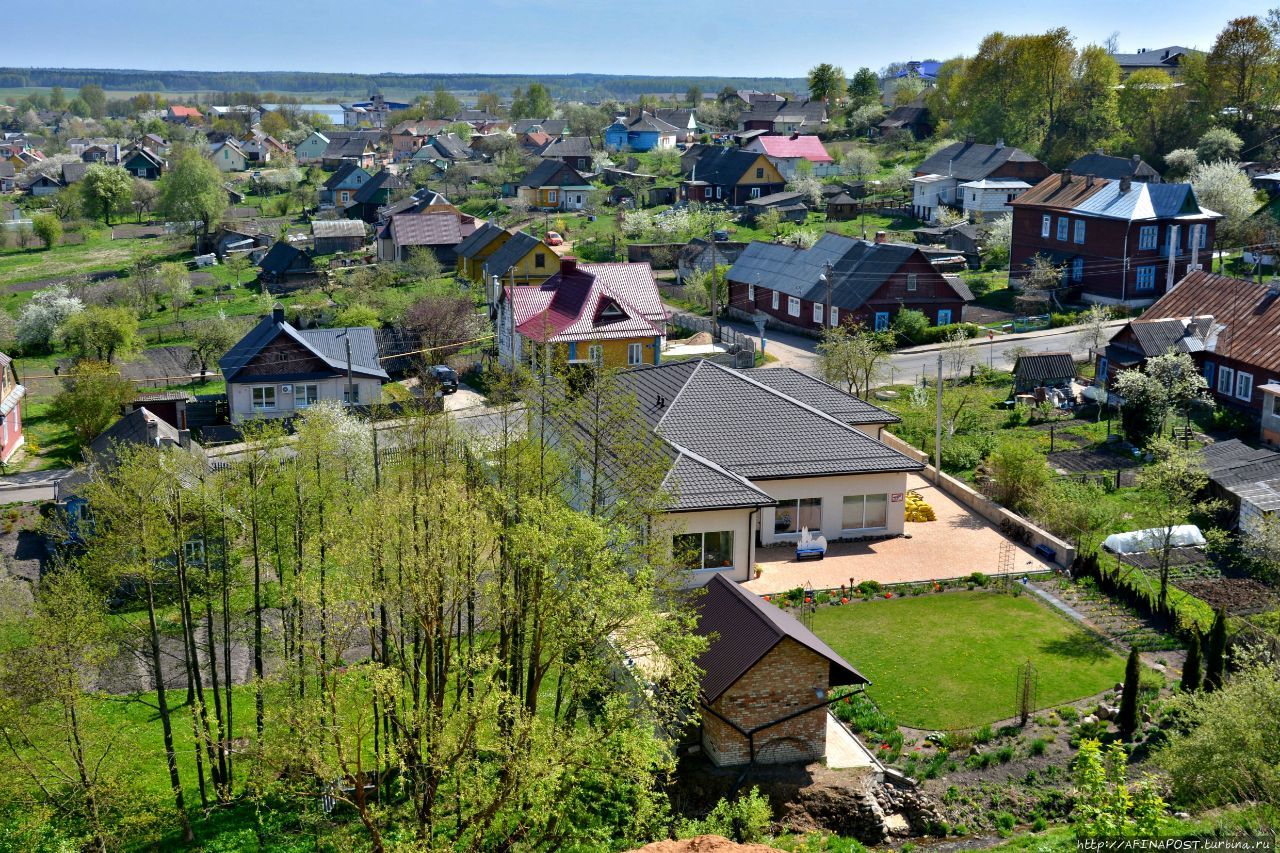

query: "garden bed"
xmin=1174 ymin=577 xmax=1278 ymax=617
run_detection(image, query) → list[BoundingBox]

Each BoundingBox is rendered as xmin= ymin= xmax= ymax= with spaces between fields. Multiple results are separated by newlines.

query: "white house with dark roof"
xmin=911 ymin=138 xmax=1051 ymax=222
xmin=576 ymin=359 xmax=921 ymax=586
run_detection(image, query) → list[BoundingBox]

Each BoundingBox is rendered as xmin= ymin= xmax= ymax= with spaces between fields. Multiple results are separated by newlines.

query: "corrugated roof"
xmin=312 ymin=219 xmax=367 ymax=239
xmin=916 ymin=140 xmax=1043 ymax=182
xmin=455 ymin=221 xmax=507 ymax=259
xmin=388 ymin=212 xmax=475 ymax=247
xmin=1013 ymin=174 xmax=1219 ymax=221
xmin=507 ymin=263 xmax=664 ymax=344
xmin=753 ymin=134 xmax=833 ymax=162
xmin=1138 ymin=271 xmax=1280 ymax=374
xmin=694 ymin=574 xmax=867 ymax=704
xmin=1013 ymin=352 xmax=1076 ymax=383
xmin=485 ymin=231 xmax=547 ymax=278
xmin=219 ymin=311 xmax=388 ymax=383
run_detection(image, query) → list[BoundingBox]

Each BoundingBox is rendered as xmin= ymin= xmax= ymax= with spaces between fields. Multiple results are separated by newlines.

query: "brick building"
xmin=695 ymin=574 xmax=868 ymax=766
xmin=1009 ymin=171 xmax=1219 ymax=307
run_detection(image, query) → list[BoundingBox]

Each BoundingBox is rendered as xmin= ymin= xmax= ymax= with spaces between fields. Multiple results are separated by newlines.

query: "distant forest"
xmin=0 ymin=68 xmax=808 ymax=100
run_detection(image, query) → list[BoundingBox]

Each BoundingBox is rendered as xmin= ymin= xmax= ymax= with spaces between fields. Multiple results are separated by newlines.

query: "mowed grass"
xmin=811 ymin=591 xmax=1125 ymax=729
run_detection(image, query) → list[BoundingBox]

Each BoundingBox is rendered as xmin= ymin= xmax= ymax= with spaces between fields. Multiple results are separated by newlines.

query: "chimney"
xmin=1096 ymin=148 xmax=1105 ymax=155
xmin=963 ymin=134 xmax=975 ymax=146
xmin=1085 ymin=173 xmax=1095 ymax=188
xmin=1132 ymin=154 xmax=1141 ymax=163
xmin=178 ymin=429 xmax=191 ymax=450
xmin=271 ymin=304 xmax=285 ymax=324
xmin=1119 ymin=176 xmax=1132 ymax=193
xmin=1059 ymin=169 xmax=1072 ymax=188
xmin=790 ymin=132 xmax=799 ymax=140
xmin=559 ymin=256 xmax=578 ymax=276
xmin=145 ymin=416 xmax=159 ymax=447
xmin=656 ymin=393 xmax=666 ymax=409
xmin=875 ymin=230 xmax=887 ymax=244
xmin=995 ymin=138 xmax=1005 ymax=149
xmin=628 ymin=106 xmax=640 ymax=120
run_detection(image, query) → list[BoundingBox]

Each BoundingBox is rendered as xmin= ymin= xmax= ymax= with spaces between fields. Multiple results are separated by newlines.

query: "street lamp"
xmin=819 ymin=260 xmax=834 ymax=331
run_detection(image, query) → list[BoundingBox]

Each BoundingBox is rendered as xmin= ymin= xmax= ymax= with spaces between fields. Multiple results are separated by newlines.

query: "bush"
xmin=892 ymin=309 xmax=930 ymax=345
xmin=974 ymin=725 xmax=994 ymax=744
xmin=831 ymin=688 xmax=897 ymax=737
xmin=913 ymin=322 xmax=984 ymax=346
xmin=994 ymin=812 xmax=1017 ymax=832
xmin=856 ymin=580 xmax=882 ymax=597
xmin=678 ymin=787 xmax=773 ymax=843
xmin=967 ymin=572 xmax=990 ymax=587
xmin=1029 ymin=738 xmax=1049 ymax=757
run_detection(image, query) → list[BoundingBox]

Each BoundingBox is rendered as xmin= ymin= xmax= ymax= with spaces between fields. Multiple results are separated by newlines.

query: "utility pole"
xmin=708 ymin=230 xmax=718 ymax=342
xmin=1165 ymin=224 xmax=1179 ymax=294
xmin=934 ymin=351 xmax=943 ymax=485
xmin=822 ymin=260 xmax=833 ymax=331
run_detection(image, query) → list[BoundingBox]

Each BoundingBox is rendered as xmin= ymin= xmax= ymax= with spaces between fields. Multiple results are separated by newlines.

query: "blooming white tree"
xmin=981 ymin=215 xmax=1013 ymax=268
xmin=1190 ymin=160 xmax=1262 ymax=246
xmin=17 ymin=284 xmax=84 ymax=353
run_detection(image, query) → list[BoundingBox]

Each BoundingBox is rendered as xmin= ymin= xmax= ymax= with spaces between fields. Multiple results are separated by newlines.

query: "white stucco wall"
xmin=228 ymin=377 xmax=383 ymax=423
xmin=658 ymin=507 xmax=757 ymax=588
xmin=755 ymin=471 xmax=908 ymax=546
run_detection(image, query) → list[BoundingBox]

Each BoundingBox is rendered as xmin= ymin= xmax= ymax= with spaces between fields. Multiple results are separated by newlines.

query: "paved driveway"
xmin=743 ymin=474 xmax=1053 ymax=595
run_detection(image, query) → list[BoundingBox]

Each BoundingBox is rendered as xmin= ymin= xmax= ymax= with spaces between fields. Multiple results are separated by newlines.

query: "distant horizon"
xmin=5 ymin=0 xmax=1263 ymax=79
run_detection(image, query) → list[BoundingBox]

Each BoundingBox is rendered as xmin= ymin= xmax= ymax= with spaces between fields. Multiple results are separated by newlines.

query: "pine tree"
xmin=1203 ymin=608 xmax=1228 ymax=692
xmin=1179 ymin=631 xmax=1202 ymax=692
xmin=1118 ymin=646 xmax=1141 ymax=740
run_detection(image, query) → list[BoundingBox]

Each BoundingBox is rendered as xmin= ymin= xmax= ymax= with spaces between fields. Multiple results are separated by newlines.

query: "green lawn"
xmin=811 ymin=591 xmax=1125 ymax=729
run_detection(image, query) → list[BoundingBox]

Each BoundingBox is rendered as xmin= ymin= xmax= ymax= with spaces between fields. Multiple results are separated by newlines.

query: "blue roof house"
xmin=604 ymin=111 xmax=680 ymax=152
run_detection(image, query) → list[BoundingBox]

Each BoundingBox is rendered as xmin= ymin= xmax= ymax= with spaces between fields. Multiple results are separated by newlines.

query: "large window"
xmin=1056 ymin=217 xmax=1069 ymax=241
xmin=774 ymin=497 xmax=822 ymax=535
xmin=1217 ymin=366 xmax=1235 ymax=396
xmin=627 ymin=342 xmax=643 ymax=365
xmin=1236 ymin=371 xmax=1254 ymax=402
xmin=1074 ymin=220 xmax=1086 ymax=244
xmin=813 ymin=303 xmax=824 ymax=324
xmin=673 ymin=531 xmax=735 ymax=572
xmin=1138 ymin=225 xmax=1158 ymax=250
xmin=296 ymin=384 xmax=319 ymax=408
xmin=787 ymin=296 xmax=801 ymax=317
xmin=842 ymin=494 xmax=888 ymax=530
xmin=252 ymin=386 xmax=276 ymax=411
xmin=1135 ymin=266 xmax=1156 ymax=291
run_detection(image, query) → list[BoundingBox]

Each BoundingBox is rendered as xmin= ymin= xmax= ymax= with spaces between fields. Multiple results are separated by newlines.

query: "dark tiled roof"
xmin=512 ymin=118 xmax=567 ymax=136
xmin=916 ymin=140 xmax=1043 ymax=182
xmin=539 ymin=136 xmax=593 ymax=159
xmin=219 ymin=310 xmax=388 ymax=382
xmin=694 ymin=574 xmax=867 ymax=704
xmin=1013 ymin=352 xmax=1076 ymax=383
xmin=322 ymin=162 xmax=368 ymax=189
xmin=484 ymin=231 xmax=545 ymax=277
xmin=684 ymin=146 xmax=766 ymax=187
xmin=351 ymin=169 xmax=407 ymax=205
xmin=1111 ymin=46 xmax=1201 ymax=68
xmin=738 ymin=367 xmax=900 ymax=425
xmin=662 ymin=450 xmax=774 ymax=512
xmin=520 ymin=159 xmax=589 ymax=189
xmin=455 ymin=221 xmax=506 ymax=259
xmin=429 ymin=133 xmax=472 ymax=160
xmin=257 ymin=241 xmax=310 ymax=275
xmin=1200 ymin=440 xmax=1280 ymax=488
xmin=1067 ymin=152 xmax=1161 ymax=182
xmin=387 ymin=212 xmax=473 ymax=247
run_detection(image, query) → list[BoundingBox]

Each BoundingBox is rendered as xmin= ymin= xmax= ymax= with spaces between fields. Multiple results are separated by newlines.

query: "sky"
xmin=7 ymin=0 xmax=1268 ymax=78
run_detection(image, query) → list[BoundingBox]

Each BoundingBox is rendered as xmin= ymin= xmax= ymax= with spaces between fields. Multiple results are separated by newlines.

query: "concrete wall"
xmin=880 ymin=431 xmax=1076 ymax=568
xmin=703 ymin=638 xmax=829 ymax=766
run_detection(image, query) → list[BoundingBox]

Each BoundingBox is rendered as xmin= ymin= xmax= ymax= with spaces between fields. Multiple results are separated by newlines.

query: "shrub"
xmin=994 ymin=812 xmax=1017 ymax=832
xmin=994 ymin=745 xmax=1015 ymax=763
xmin=1057 ymin=706 xmax=1079 ymax=723
xmin=856 ymin=580 xmax=882 ymax=597
xmin=967 ymin=572 xmax=990 ymax=587
xmin=1032 ymin=815 xmax=1048 ymax=832
xmin=974 ymin=724 xmax=994 ymax=744
xmin=1029 ymin=738 xmax=1049 ymax=757
xmin=678 ymin=787 xmax=773 ymax=843
xmin=831 ymin=688 xmax=897 ymax=737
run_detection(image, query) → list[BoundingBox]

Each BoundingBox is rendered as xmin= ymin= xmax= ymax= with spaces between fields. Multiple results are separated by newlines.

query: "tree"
xmin=848 ymin=67 xmax=881 ymax=107
xmin=1137 ymin=439 xmax=1221 ymax=611
xmin=1163 ymin=148 xmax=1199 ymax=179
xmin=1014 ymin=255 xmax=1065 ymax=313
xmin=755 ymin=207 xmax=782 ymax=237
xmin=476 ymin=91 xmax=503 ymax=117
xmin=940 ymin=326 xmax=974 ymax=382
xmin=787 ymin=172 xmax=824 ymax=207
xmin=187 ymin=311 xmax=238 ymax=379
xmin=260 ymin=109 xmax=289 ymax=139
xmin=404 ymin=290 xmax=483 ymax=363
xmin=79 ymin=165 xmax=133 ymax=225
xmin=1206 ymin=16 xmax=1277 ymax=133
xmin=16 ymin=284 xmax=83 ymax=354
xmin=49 ymin=361 xmax=135 ymax=444
xmin=335 ymin=303 xmax=380 ymax=328
xmin=1118 ymin=647 xmax=1141 ymax=740
xmin=223 ymin=254 xmax=253 ymax=289
xmin=156 ymin=147 xmax=228 ymax=250
xmin=428 ymin=85 xmax=462 ymax=120
xmin=1080 ymin=304 xmax=1113 ymax=356
xmin=1196 ymin=127 xmax=1245 ymax=163
xmin=1116 ymin=69 xmax=1201 ymax=164
xmin=78 ymin=84 xmax=106 ymax=119
xmin=1190 ymin=159 xmax=1262 ymax=246
xmin=892 ymin=308 xmax=930 ymax=345
xmin=31 ymin=213 xmax=61 ymax=249
xmin=1113 ymin=351 xmax=1209 ymax=446
xmin=807 ymin=63 xmax=847 ymax=107
xmin=1073 ymin=740 xmax=1167 ymax=838
xmin=510 ymin=83 xmax=554 ymax=120
xmin=816 ymin=324 xmax=893 ymax=398
xmin=685 ymin=85 xmax=702 ymax=105
xmin=158 ymin=262 xmax=191 ymax=320
xmin=985 ymin=437 xmax=1051 ymax=513
xmin=131 ymin=177 xmax=158 ymax=221
xmin=57 ymin=306 xmax=140 ymax=363
xmin=1180 ymin=632 xmax=1202 ymax=692
xmin=1203 ymin=607 xmax=1228 ymax=691
xmin=401 ymin=246 xmax=442 ymax=281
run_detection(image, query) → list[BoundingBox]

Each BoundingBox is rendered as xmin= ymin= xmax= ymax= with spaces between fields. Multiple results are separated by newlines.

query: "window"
xmin=747 ymin=283 xmax=755 ymax=302
xmin=906 ymin=273 xmax=918 ymax=292
xmin=715 ymin=186 xmax=722 ymax=199
xmin=1074 ymin=220 xmax=1086 ymax=244
xmin=673 ymin=531 xmax=735 ymax=572
xmin=937 ymin=309 xmax=952 ymax=325
xmin=813 ymin=303 xmax=824 ymax=324
xmin=1041 ymin=214 xmax=1051 ymax=238
xmin=1056 ymin=217 xmax=1069 ymax=241
xmin=774 ymin=497 xmax=822 ymax=535
xmin=1138 ymin=225 xmax=1158 ymax=250
xmin=627 ymin=342 xmax=643 ymax=365
xmin=842 ymin=494 xmax=888 ymax=530
xmin=771 ymin=291 xmax=779 ymax=310
xmin=787 ymin=296 xmax=800 ymax=317
xmin=1217 ymin=366 xmax=1235 ymax=396
xmin=588 ymin=344 xmax=603 ymax=366
xmin=874 ymin=311 xmax=890 ymax=331
xmin=1236 ymin=371 xmax=1254 ymax=402
xmin=343 ymin=385 xmax=360 ymax=405
xmin=1135 ymin=266 xmax=1156 ymax=291
xmin=755 ymin=167 xmax=764 ymax=178
xmin=1196 ymin=225 xmax=1208 ymax=249
xmin=830 ymin=306 xmax=839 ymax=326
xmin=534 ymin=253 xmax=546 ymax=268
xmin=296 ymin=384 xmax=319 ymax=408
xmin=547 ymin=190 xmax=557 ymax=203
xmin=1203 ymin=361 xmax=1215 ymax=390
xmin=183 ymin=540 xmax=205 ymax=565
xmin=750 ymin=187 xmax=761 ymax=199
xmin=252 ymin=386 xmax=276 ymax=411
xmin=1072 ymin=257 xmax=1084 ymax=282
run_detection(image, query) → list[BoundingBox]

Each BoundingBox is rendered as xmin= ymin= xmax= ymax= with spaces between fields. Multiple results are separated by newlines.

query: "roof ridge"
xmin=655 ymin=359 xmax=708 ymax=430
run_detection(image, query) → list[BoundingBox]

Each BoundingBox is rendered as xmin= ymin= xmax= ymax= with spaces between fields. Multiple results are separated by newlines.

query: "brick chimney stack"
xmin=875 ymin=231 xmax=887 ymax=244
xmin=560 ymin=256 xmax=578 ymax=276
xmin=1119 ymin=176 xmax=1132 ymax=193
xmin=1060 ymin=169 xmax=1073 ymax=188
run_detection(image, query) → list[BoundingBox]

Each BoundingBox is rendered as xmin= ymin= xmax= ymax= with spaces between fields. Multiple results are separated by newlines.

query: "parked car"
xmin=426 ymin=365 xmax=458 ymax=394
xmin=545 ymin=231 xmax=564 ymax=246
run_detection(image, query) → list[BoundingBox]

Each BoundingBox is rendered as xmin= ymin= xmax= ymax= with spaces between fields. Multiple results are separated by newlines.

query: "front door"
xmin=937 ymin=309 xmax=952 ymax=325
xmin=874 ymin=312 xmax=890 ymax=331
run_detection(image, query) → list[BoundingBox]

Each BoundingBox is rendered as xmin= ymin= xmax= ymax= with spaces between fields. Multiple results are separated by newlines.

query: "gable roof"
xmin=695 ymin=574 xmax=867 ymax=703
xmin=539 ymin=136 xmax=593 ymax=159
xmin=1013 ymin=352 xmax=1076 ymax=382
xmin=484 ymin=231 xmax=548 ymax=277
xmin=520 ymin=158 xmax=590 ymax=189
xmin=753 ymin=134 xmax=833 ymax=163
xmin=385 ymin=211 xmax=476 ymax=248
xmin=916 ymin=140 xmax=1044 ymax=182
xmin=1012 ymin=173 xmax=1219 ymax=221
xmin=322 ymin=161 xmax=369 ymax=189
xmin=1111 ymin=46 xmax=1201 ymax=68
xmin=323 ymin=137 xmax=374 ymax=160
xmin=1067 ymin=152 xmax=1161 ymax=182
xmin=428 ymin=133 xmax=472 ymax=160
xmin=455 ymin=220 xmax=508 ymax=259
xmin=738 ymin=368 xmax=900 ymax=425
xmin=257 ymin=241 xmax=310 ymax=275
xmin=738 ymin=98 xmax=827 ymax=125
xmin=351 ymin=169 xmax=407 ymax=205
xmin=683 ymin=147 xmax=769 ymax=187
xmin=612 ymin=111 xmax=681 ymax=134
xmin=219 ymin=309 xmax=388 ymax=383
xmin=511 ymin=118 xmax=567 ymax=136
xmin=506 ymin=261 xmax=665 ymax=344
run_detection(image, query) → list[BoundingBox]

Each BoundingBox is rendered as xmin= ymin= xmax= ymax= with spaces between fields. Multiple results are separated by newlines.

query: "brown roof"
xmin=1011 ymin=173 xmax=1109 ymax=211
xmin=1138 ymin=271 xmax=1280 ymax=375
xmin=694 ymin=574 xmax=867 ymax=703
xmin=387 ymin=212 xmax=477 ymax=247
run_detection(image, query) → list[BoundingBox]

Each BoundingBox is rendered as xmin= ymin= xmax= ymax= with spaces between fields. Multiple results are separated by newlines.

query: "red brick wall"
xmin=703 ymin=638 xmax=829 ymax=766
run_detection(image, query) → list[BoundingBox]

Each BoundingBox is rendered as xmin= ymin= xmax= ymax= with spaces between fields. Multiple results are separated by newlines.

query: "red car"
xmin=545 ymin=231 xmax=564 ymax=246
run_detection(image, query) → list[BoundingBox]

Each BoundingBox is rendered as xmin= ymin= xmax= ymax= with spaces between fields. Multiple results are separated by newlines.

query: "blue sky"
xmin=8 ymin=0 xmax=1265 ymax=77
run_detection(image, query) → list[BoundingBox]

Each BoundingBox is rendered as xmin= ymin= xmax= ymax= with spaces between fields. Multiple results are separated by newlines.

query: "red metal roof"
xmin=1139 ymin=270 xmax=1280 ymax=375
xmin=506 ymin=262 xmax=665 ymax=344
xmin=753 ymin=134 xmax=833 ymax=163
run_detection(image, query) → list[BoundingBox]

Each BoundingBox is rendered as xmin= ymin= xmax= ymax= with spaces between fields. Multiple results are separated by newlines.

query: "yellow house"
xmin=456 ymin=221 xmax=513 ymax=285
xmin=483 ymin=230 xmax=559 ymax=287
xmin=497 ymin=257 xmax=669 ymax=371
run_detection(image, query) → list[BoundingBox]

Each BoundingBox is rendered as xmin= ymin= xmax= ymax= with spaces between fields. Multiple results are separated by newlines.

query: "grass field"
xmin=811 ymin=590 xmax=1125 ymax=729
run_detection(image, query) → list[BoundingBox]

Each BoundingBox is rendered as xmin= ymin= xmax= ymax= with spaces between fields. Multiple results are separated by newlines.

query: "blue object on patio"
xmin=1034 ymin=544 xmax=1056 ymax=562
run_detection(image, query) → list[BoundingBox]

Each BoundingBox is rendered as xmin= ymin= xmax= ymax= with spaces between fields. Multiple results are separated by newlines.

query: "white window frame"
xmin=627 ymin=342 xmax=643 ymax=365
xmin=1196 ymin=224 xmax=1207 ymax=249
xmin=830 ymin=306 xmax=839 ymax=326
xmin=747 ymin=283 xmax=755 ymax=302
xmin=547 ymin=190 xmax=557 ymax=203
xmin=787 ymin=296 xmax=801 ymax=317
xmin=296 ymin=384 xmax=320 ymax=408
xmin=813 ymin=303 xmax=824 ymax=324
xmin=1236 ymin=371 xmax=1254 ymax=402
xmin=588 ymin=344 xmax=603 ymax=366
xmin=771 ymin=291 xmax=779 ymax=310
xmin=1138 ymin=225 xmax=1158 ymax=250
xmin=750 ymin=187 xmax=761 ymax=199
xmin=906 ymin=273 xmax=918 ymax=292
xmin=1217 ymin=365 xmax=1235 ymax=396
xmin=251 ymin=386 xmax=276 ymax=411
xmin=1135 ymin=266 xmax=1156 ymax=291
xmin=842 ymin=494 xmax=888 ymax=531
xmin=1056 ymin=217 xmax=1069 ymax=241
xmin=1074 ymin=220 xmax=1086 ymax=244
xmin=1041 ymin=214 xmax=1051 ymax=238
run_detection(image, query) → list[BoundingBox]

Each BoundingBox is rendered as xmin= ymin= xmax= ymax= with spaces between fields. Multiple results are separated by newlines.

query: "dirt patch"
xmin=1047 ymin=447 xmax=1140 ymax=474
xmin=110 ymin=224 xmax=167 ymax=239
xmin=631 ymin=837 xmax=782 ymax=853
xmin=1175 ymin=577 xmax=1278 ymax=616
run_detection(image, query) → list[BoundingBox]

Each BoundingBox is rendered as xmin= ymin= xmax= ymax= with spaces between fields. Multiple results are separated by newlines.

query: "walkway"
xmin=0 ymin=467 xmax=72 ymax=503
xmin=825 ymin=710 xmax=880 ymax=772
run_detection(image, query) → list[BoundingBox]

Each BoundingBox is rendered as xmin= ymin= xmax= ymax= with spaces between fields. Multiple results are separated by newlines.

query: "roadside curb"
xmin=896 ymin=319 xmax=1128 ymax=356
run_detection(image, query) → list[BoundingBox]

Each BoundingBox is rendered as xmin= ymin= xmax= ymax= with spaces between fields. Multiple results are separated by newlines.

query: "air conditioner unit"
xmin=281 ymin=384 xmax=293 ymax=394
